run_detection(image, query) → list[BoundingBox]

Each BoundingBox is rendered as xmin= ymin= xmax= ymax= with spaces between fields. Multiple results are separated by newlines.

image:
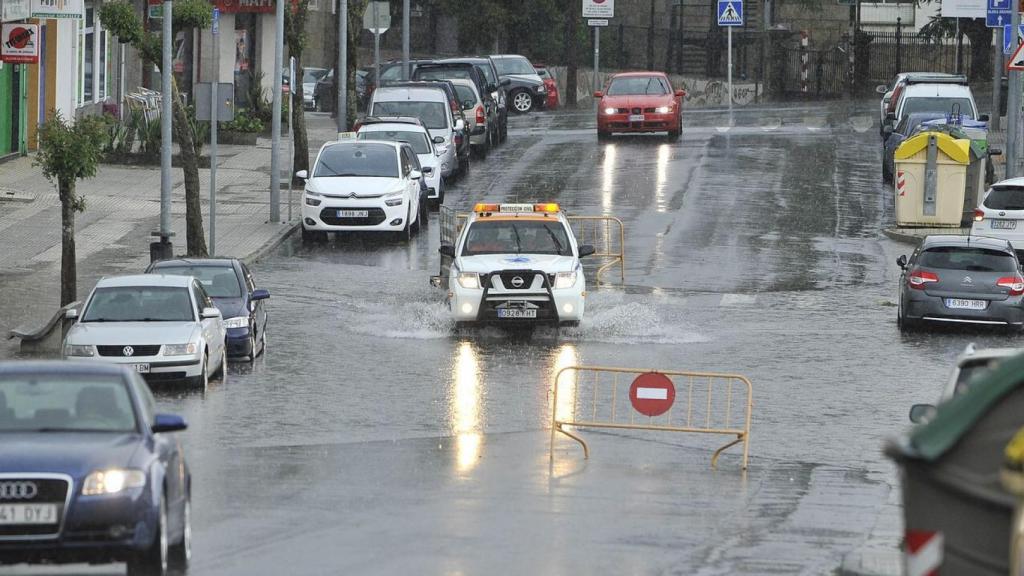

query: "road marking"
xmin=720 ymin=293 xmax=757 ymax=306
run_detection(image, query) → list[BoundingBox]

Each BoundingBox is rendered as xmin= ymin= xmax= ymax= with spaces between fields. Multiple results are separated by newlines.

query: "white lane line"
xmin=720 ymin=293 xmax=757 ymax=306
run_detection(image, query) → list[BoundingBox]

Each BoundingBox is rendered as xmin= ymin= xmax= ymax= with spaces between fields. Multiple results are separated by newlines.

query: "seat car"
xmin=971 ymin=178 xmax=1024 ymax=250
xmin=436 ymin=57 xmax=508 ymax=143
xmin=896 ymin=235 xmax=1024 ymax=331
xmin=439 ymin=203 xmax=595 ymax=326
xmin=490 ymin=54 xmax=547 ymax=113
xmin=908 ymin=343 xmax=1020 ymax=423
xmin=62 ymin=275 xmax=227 ymax=390
xmin=356 ymin=116 xmax=446 ymax=208
xmin=881 ymin=112 xmax=945 ymax=182
xmin=367 ymin=85 xmax=467 ymax=179
xmin=0 ymin=361 xmax=191 ymax=576
xmin=535 ymin=64 xmax=559 ymax=109
xmin=595 ymin=71 xmax=686 ymax=140
xmin=448 ymin=79 xmax=492 ymax=158
xmin=145 ymin=258 xmax=269 ymax=361
xmin=297 ymin=140 xmax=427 ymax=242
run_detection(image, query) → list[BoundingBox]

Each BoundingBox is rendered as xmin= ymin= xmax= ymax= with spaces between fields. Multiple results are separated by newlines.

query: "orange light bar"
xmin=534 ymin=203 xmax=560 ymax=213
xmin=474 ymin=203 xmax=499 ymax=213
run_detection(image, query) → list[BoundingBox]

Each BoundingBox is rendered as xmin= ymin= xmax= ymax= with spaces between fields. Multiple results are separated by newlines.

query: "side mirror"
xmin=990 ymin=147 xmax=1003 ymax=156
xmin=486 ymin=84 xmax=497 ymax=93
xmin=65 ymin=309 xmax=79 ymax=320
xmin=593 ymin=90 xmax=604 ymax=98
xmin=422 ymin=166 xmax=434 ymax=175
xmin=500 ymin=78 xmax=511 ymax=87
xmin=675 ymin=89 xmax=686 ymax=97
xmin=251 ymin=289 xmax=270 ymax=301
xmin=439 ymin=244 xmax=456 ymax=258
xmin=909 ymin=404 xmax=937 ymax=424
xmin=883 ymin=124 xmax=893 ymax=136
xmin=875 ymin=84 xmax=889 ymax=95
xmin=432 ymin=135 xmax=445 ymax=144
xmin=896 ymin=255 xmax=908 ymax=269
xmin=578 ymin=244 xmax=596 ymax=258
xmin=295 ymin=169 xmax=308 ymax=179
xmin=409 ymin=169 xmax=422 ymax=180
xmin=979 ymin=113 xmax=990 ymax=122
xmin=152 ymin=413 xmax=188 ymax=434
xmin=201 ymin=307 xmax=222 ymax=320
xmin=454 ymin=119 xmax=465 ymax=132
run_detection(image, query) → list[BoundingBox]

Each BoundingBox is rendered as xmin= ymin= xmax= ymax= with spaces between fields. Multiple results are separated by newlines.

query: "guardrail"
xmin=550 ymin=365 xmax=753 ymax=469
xmin=566 ymin=216 xmax=624 ymax=285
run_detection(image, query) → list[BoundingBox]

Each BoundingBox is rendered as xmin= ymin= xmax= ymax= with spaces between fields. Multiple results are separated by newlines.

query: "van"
xmin=368 ymin=86 xmax=468 ymax=179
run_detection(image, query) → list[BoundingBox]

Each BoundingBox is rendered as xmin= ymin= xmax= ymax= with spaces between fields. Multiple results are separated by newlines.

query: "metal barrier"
xmin=550 ymin=366 xmax=753 ymax=469
xmin=566 ymin=216 xmax=625 ymax=285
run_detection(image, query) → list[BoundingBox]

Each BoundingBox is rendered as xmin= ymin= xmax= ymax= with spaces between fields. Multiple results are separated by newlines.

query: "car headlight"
xmin=64 ymin=344 xmax=94 ymax=357
xmin=224 ymin=316 xmax=249 ymax=329
xmin=164 ymin=343 xmax=198 ymax=356
xmin=554 ymin=271 xmax=577 ymax=289
xmin=537 ymin=86 xmax=546 ymax=93
xmin=656 ymin=106 xmax=671 ymax=114
xmin=82 ymin=469 xmax=146 ymax=496
xmin=435 ymin=145 xmax=449 ymax=156
xmin=385 ymin=195 xmax=404 ymax=207
xmin=604 ymin=107 xmax=616 ymax=115
xmin=304 ymin=195 xmax=321 ymax=206
xmin=457 ymin=272 xmax=480 ymax=289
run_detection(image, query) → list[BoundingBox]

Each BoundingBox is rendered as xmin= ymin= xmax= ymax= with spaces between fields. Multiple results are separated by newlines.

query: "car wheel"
xmin=259 ymin=326 xmax=267 ymax=357
xmin=191 ymin=354 xmax=208 ymax=391
xmin=898 ymin=299 xmax=916 ymax=333
xmin=511 ymin=90 xmax=533 ymax=113
xmin=127 ymin=495 xmax=168 ymax=576
xmin=667 ymin=115 xmax=682 ymax=141
xmin=401 ymin=207 xmax=414 ymax=241
xmin=214 ymin=345 xmax=227 ymax=382
xmin=500 ymin=117 xmax=508 ymax=142
xmin=247 ymin=333 xmax=257 ymax=362
xmin=168 ymin=494 xmax=191 ymax=571
xmin=420 ymin=193 xmax=429 ymax=223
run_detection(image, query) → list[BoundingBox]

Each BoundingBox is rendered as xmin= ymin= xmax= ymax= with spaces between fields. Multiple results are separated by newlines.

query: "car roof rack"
xmin=904 ymin=73 xmax=968 ymax=85
xmin=359 ymin=116 xmax=424 ymax=127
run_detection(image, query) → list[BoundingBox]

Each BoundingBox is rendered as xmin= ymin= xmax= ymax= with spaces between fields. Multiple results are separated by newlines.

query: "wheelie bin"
xmin=893 ymin=131 xmax=974 ymax=227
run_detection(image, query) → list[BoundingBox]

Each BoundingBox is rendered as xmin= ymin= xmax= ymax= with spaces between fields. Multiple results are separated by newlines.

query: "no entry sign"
xmin=629 ymin=372 xmax=675 ymax=417
xmin=1 ymin=24 xmax=39 ymax=64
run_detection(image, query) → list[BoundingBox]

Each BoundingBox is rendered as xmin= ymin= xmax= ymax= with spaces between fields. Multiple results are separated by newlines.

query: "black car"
xmin=145 ymin=258 xmax=270 ymax=361
xmin=437 ymin=57 xmax=510 ymax=143
xmin=313 ymin=69 xmax=373 ymax=112
xmin=490 ymin=54 xmax=547 ymax=113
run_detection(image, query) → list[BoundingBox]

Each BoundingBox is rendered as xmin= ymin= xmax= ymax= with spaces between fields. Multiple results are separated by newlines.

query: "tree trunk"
xmin=292 ymin=57 xmax=309 ymax=185
xmin=60 ymin=179 xmax=77 ymax=308
xmin=564 ymin=0 xmax=578 ymax=108
xmin=171 ymin=82 xmax=209 ymax=257
xmin=965 ymin=20 xmax=991 ymax=82
xmin=183 ymin=28 xmax=195 ymax=102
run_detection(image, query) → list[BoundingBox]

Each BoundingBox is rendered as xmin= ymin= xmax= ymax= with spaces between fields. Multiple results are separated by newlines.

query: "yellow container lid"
xmin=894 ymin=131 xmax=970 ymax=164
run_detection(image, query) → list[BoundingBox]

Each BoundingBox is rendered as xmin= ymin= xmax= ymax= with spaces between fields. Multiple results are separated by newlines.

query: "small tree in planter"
xmin=35 ymin=112 xmax=107 ymax=307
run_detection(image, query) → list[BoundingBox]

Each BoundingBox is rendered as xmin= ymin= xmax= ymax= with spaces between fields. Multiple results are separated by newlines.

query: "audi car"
xmin=0 ymin=361 xmax=191 ymax=576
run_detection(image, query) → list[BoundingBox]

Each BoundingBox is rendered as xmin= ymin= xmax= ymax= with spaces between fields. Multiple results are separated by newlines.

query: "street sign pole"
xmin=270 ymin=0 xmax=284 ymax=222
xmin=402 ymin=0 xmax=409 ymax=79
xmin=728 ymin=25 xmax=733 ymax=117
xmin=994 ymin=27 xmax=1003 ymax=131
xmin=1010 ymin=7 xmax=1021 ymax=178
xmin=209 ymin=8 xmax=219 ymax=255
xmin=593 ymin=26 xmax=600 ymax=111
xmin=373 ymin=1 xmax=381 ymax=88
xmin=288 ymin=56 xmax=295 ymax=223
xmin=336 ymin=0 xmax=346 ymax=132
xmin=156 ymin=0 xmax=173 ymax=261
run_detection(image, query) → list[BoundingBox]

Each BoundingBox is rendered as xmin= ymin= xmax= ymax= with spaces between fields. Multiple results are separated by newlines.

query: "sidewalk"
xmin=0 ymin=113 xmax=338 ymax=358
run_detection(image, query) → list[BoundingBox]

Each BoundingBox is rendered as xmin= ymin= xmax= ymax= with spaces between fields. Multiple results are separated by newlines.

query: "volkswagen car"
xmin=595 ymin=71 xmax=686 ymax=140
xmin=0 ymin=361 xmax=191 ymax=576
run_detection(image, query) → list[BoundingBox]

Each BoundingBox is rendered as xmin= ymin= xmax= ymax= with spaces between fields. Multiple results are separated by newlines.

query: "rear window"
xmin=358 ymin=130 xmax=431 ymax=155
xmin=416 ymin=67 xmax=472 ymax=82
xmin=902 ymin=97 xmax=975 ymax=118
xmin=371 ymin=101 xmax=448 ymax=130
xmin=314 ymin=144 xmax=399 ymax=178
xmin=917 ymin=246 xmax=1017 ymax=272
xmin=493 ymin=56 xmax=535 ymax=76
xmin=155 ymin=265 xmax=242 ymax=298
xmin=984 ymin=187 xmax=1024 ymax=210
xmin=453 ymin=85 xmax=477 ymax=108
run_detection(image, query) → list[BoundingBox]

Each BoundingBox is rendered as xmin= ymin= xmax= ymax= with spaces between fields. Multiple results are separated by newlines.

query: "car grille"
xmin=319 ymin=207 xmax=387 ymax=226
xmin=632 ymin=107 xmax=641 ymax=114
xmin=490 ymin=271 xmax=544 ymax=291
xmin=143 ymin=372 xmax=189 ymax=383
xmin=0 ymin=477 xmax=69 ymax=538
xmin=97 ymin=345 xmax=162 ymax=357
xmin=643 ymin=107 xmax=657 ymax=113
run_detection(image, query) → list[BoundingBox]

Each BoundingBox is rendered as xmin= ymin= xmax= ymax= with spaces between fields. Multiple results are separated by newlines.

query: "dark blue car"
xmin=146 ymin=258 xmax=270 ymax=360
xmin=0 ymin=361 xmax=190 ymax=575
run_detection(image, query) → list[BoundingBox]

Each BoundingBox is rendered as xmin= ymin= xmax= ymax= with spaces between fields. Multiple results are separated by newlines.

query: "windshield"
xmin=475 ymin=63 xmax=496 ymax=85
xmin=314 ymin=144 xmax=399 ymax=178
xmin=155 ymin=266 xmax=242 ymax=298
xmin=303 ymin=68 xmax=327 ymax=84
xmin=494 ymin=56 xmax=536 ymax=76
xmin=607 ymin=76 xmax=669 ymax=96
xmin=953 ymin=359 xmax=1004 ymax=396
xmin=984 ymin=186 xmax=1024 ymax=210
xmin=370 ymin=101 xmax=448 ymax=130
xmin=416 ymin=67 xmax=472 ymax=82
xmin=82 ymin=286 xmax=195 ymax=322
xmin=453 ymin=85 xmax=478 ymax=108
xmin=379 ymin=64 xmax=403 ymax=82
xmin=0 ymin=375 xmax=137 ymax=433
xmin=462 ymin=220 xmax=573 ymax=256
xmin=917 ymin=247 xmax=1017 ymax=272
xmin=358 ymin=130 xmax=432 ymax=155
xmin=902 ymin=97 xmax=975 ymax=118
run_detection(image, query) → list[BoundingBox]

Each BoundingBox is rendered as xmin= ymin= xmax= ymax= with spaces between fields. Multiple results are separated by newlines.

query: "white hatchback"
xmin=971 ymin=178 xmax=1024 ymax=249
xmin=356 ymin=117 xmax=445 ymax=209
xmin=298 ymin=140 xmax=427 ymax=242
xmin=62 ymin=274 xmax=227 ymax=390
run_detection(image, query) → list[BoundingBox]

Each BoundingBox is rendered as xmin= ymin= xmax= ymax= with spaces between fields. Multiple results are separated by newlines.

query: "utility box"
xmin=894 ymin=131 xmax=973 ymax=227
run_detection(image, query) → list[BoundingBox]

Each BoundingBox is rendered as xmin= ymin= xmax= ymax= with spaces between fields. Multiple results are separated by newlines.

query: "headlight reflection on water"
xmin=452 ymin=342 xmax=483 ymax=473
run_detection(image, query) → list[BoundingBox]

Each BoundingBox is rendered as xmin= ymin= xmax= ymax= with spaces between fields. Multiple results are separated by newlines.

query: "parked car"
xmin=490 ymin=54 xmax=547 ymax=113
xmin=883 ymin=76 xmax=981 ymax=138
xmin=535 ymin=64 xmax=559 ymax=109
xmin=62 ymin=274 xmax=228 ymax=390
xmin=971 ymin=178 xmax=1024 ymax=250
xmin=145 ymin=258 xmax=270 ymax=361
xmin=313 ymin=68 xmax=373 ymax=112
xmin=436 ymin=57 xmax=508 ymax=143
xmin=357 ymin=116 xmax=446 ymax=208
xmin=876 ymin=73 xmax=964 ymax=137
xmin=908 ymin=343 xmax=1020 ymax=423
xmin=896 ymin=235 xmax=1024 ymax=331
xmin=0 ymin=361 xmax=191 ymax=575
xmin=448 ymin=78 xmax=492 ymax=158
xmin=368 ymin=84 xmax=467 ymax=178
xmin=300 ymin=67 xmax=328 ymax=110
xmin=595 ymin=71 xmax=686 ymax=140
xmin=376 ymin=59 xmax=435 ymax=85
xmin=297 ymin=140 xmax=428 ymax=242
xmin=882 ymin=112 xmax=945 ymax=182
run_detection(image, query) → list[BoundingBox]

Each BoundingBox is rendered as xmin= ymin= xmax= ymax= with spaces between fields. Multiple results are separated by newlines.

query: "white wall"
xmin=54 ymin=18 xmax=77 ymax=118
xmin=257 ymin=13 xmax=274 ymax=95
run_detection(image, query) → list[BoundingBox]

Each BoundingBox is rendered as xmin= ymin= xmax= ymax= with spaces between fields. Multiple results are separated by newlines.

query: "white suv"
xmin=971 ymin=178 xmax=1024 ymax=249
xmin=368 ymin=86 xmax=464 ymax=179
xmin=891 ymin=82 xmax=980 ymax=127
xmin=440 ymin=203 xmax=594 ymax=326
xmin=298 ymin=140 xmax=427 ymax=242
xmin=356 ymin=116 xmax=445 ymax=209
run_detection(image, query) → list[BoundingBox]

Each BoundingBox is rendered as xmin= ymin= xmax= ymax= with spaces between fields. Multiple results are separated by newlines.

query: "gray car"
xmin=897 ymin=235 xmax=1024 ymax=331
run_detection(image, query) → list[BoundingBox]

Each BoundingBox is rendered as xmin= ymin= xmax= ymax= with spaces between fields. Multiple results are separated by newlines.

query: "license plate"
xmin=497 ymin=309 xmax=537 ymax=319
xmin=0 ymin=504 xmax=58 ymax=525
xmin=991 ymin=219 xmax=1017 ymax=230
xmin=945 ymin=298 xmax=987 ymax=310
xmin=337 ymin=210 xmax=369 ymax=218
xmin=133 ymin=363 xmax=150 ymax=373
xmin=628 ymin=114 xmax=645 ymax=122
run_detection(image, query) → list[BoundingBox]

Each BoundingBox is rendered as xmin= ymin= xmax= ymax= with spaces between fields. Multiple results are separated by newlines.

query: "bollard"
xmin=149 ymin=232 xmax=174 ymax=263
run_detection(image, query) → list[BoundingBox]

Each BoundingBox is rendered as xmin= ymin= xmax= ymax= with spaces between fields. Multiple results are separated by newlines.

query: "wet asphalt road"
xmin=10 ymin=102 xmax=1024 ymax=575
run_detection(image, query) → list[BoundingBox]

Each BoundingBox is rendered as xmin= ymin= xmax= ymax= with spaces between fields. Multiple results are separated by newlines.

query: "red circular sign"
xmin=629 ymin=372 xmax=675 ymax=417
xmin=7 ymin=27 xmax=32 ymax=50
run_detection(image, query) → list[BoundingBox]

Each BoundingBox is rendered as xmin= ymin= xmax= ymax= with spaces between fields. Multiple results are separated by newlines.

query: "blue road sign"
xmin=1005 ymin=23 xmax=1024 ymax=54
xmin=212 ymin=8 xmax=220 ymax=34
xmin=988 ymin=0 xmax=1013 ymax=28
xmin=717 ymin=0 xmax=743 ymax=26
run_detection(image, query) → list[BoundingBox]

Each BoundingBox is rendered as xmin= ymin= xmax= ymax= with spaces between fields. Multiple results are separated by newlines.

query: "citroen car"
xmin=0 ymin=361 xmax=191 ymax=576
xmin=439 ymin=203 xmax=595 ymax=326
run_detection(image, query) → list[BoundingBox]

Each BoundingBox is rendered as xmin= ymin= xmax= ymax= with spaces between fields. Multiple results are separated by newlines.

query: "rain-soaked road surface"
xmin=12 ymin=101 xmax=1024 ymax=575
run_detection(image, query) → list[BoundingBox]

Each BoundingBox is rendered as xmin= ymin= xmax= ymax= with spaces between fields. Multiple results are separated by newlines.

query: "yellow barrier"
xmin=566 ymin=216 xmax=625 ymax=285
xmin=550 ymin=366 xmax=753 ymax=469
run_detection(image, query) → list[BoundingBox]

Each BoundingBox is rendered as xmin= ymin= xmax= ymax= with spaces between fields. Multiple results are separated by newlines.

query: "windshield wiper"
xmin=542 ymin=224 xmax=566 ymax=255
xmin=510 ymin=223 xmax=523 ymax=254
xmin=29 ymin=427 xmax=121 ymax=433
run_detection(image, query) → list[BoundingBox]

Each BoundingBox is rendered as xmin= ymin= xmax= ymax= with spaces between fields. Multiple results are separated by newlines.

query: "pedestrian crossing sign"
xmin=1009 ymin=39 xmax=1024 ymax=70
xmin=717 ymin=0 xmax=743 ymax=26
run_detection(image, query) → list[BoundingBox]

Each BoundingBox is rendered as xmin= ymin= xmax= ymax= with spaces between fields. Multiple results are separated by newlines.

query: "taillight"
xmin=908 ymin=270 xmax=939 ymax=290
xmin=974 ymin=209 xmax=985 ymax=222
xmin=352 ymin=121 xmax=361 ymax=131
xmin=451 ymin=99 xmax=459 ymax=113
xmin=475 ymin=105 xmax=485 ymax=124
xmin=998 ymin=276 xmax=1024 ymax=295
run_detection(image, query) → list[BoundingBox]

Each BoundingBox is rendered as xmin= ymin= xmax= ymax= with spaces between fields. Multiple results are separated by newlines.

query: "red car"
xmin=595 ymin=71 xmax=685 ymax=141
xmin=535 ymin=64 xmax=559 ymax=109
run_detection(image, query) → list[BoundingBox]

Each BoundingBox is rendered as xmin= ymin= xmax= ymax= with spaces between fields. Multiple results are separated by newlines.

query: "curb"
xmin=882 ymin=228 xmax=924 ymax=245
xmin=242 ymin=221 xmax=301 ymax=266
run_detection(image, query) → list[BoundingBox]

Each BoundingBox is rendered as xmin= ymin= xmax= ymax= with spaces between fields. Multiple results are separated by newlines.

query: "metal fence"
xmin=864 ymin=30 xmax=972 ymax=85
